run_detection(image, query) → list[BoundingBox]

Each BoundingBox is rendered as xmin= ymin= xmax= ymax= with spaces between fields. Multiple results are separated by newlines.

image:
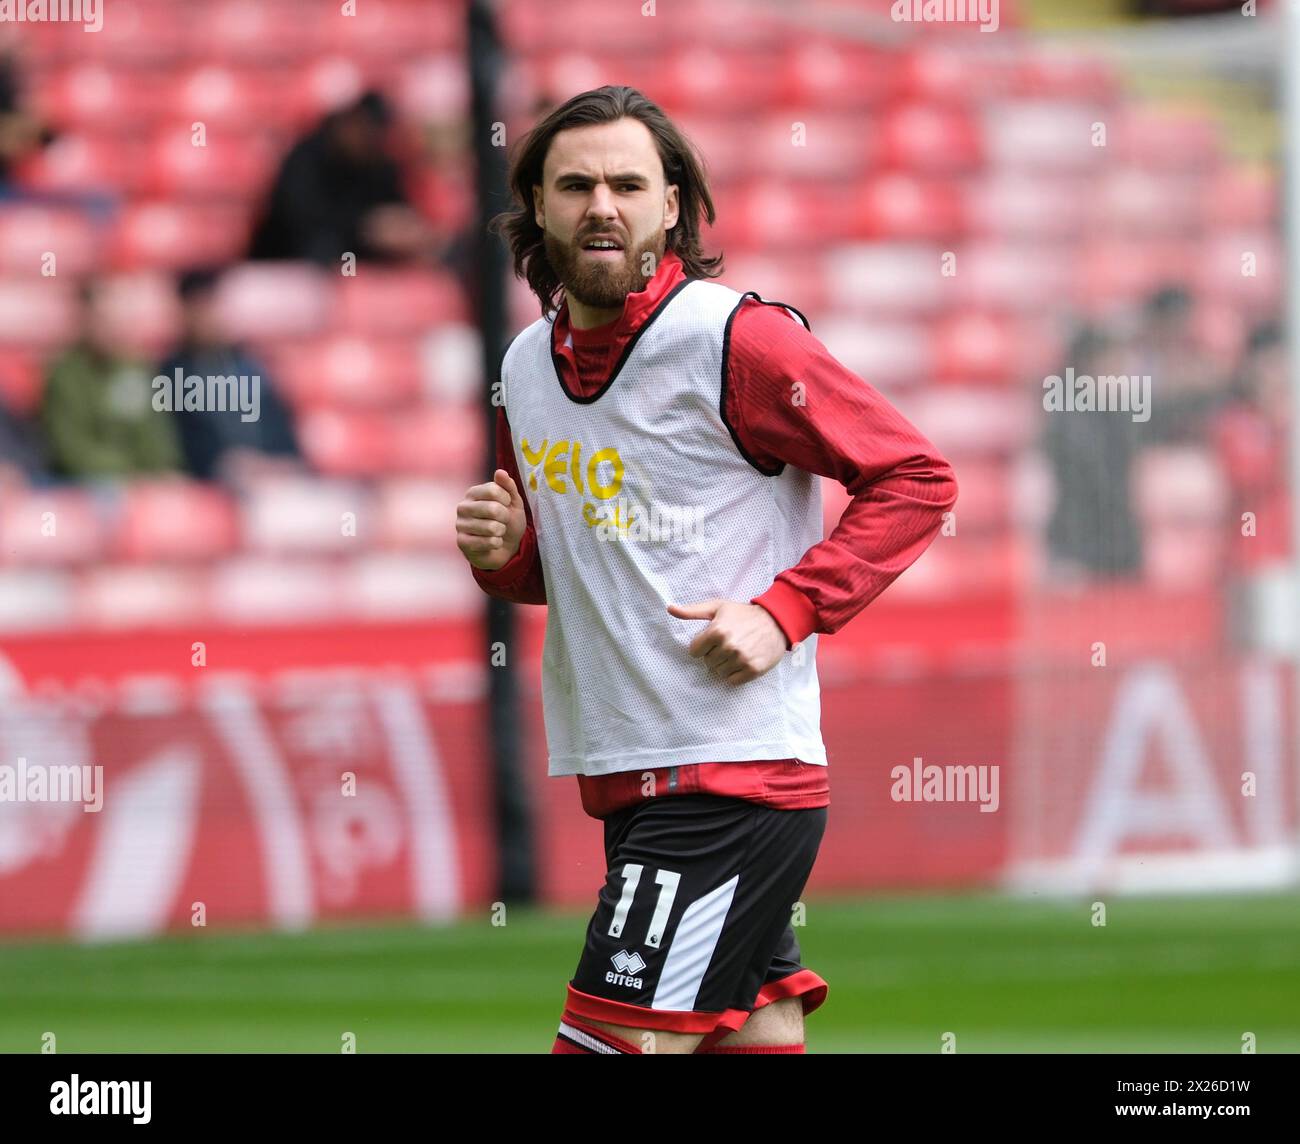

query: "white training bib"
xmin=503 ymin=277 xmax=827 ymax=777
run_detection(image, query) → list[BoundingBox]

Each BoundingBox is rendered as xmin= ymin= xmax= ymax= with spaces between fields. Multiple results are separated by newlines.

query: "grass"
xmin=1 ymin=891 xmax=1297 ymax=1053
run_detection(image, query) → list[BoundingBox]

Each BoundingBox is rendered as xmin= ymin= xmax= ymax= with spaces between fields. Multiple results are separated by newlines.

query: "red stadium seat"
xmin=963 ymin=173 xmax=1087 ymax=240
xmin=421 ymin=322 xmax=482 ymax=405
xmin=193 ymin=0 xmax=326 ymax=64
xmin=0 ymin=350 xmax=41 ymax=415
xmin=79 ymin=565 xmax=206 ymax=628
xmin=322 ymin=0 xmax=460 ymax=59
xmin=91 ymin=270 xmax=182 ymax=356
xmin=776 ymin=41 xmax=897 ymax=111
xmin=241 ymin=476 xmax=370 ymax=554
xmin=64 ymin=0 xmax=191 ymax=67
xmin=534 ymin=52 xmax=656 ymax=108
xmin=660 ymin=0 xmax=788 ymax=50
xmin=930 ymin=312 xmax=1037 ymax=386
xmin=506 ymin=0 xmax=653 ymax=53
xmin=0 ymin=279 xmax=78 ymax=348
xmin=904 ymin=387 xmax=1033 ymax=454
xmin=932 ymin=455 xmax=1012 ymax=531
xmin=895 ymin=46 xmax=1000 ymax=103
xmin=720 ymin=253 xmax=831 ymax=319
xmin=748 ymin=112 xmax=876 ymax=182
xmin=140 ymin=126 xmax=274 ymax=200
xmin=172 ymin=66 xmax=293 ymax=130
xmin=670 ymin=114 xmax=752 ymax=186
xmin=218 ymin=263 xmax=334 ymax=341
xmin=345 ymin=553 xmax=478 ymax=618
xmin=284 ymin=57 xmax=371 ymax=124
xmin=375 ymin=478 xmax=463 ymax=551
xmin=849 ymin=174 xmax=964 ymax=241
xmin=1012 ymin=47 xmax=1118 ymax=101
xmin=713 ymin=180 xmax=852 ymax=251
xmin=0 ymin=207 xmax=102 ymax=277
xmin=1087 ymin=170 xmax=1202 ymax=235
xmin=876 ymin=103 xmax=983 ymax=174
xmin=1141 ymin=524 xmax=1224 ymax=590
xmin=951 ymin=242 xmax=1075 ymax=313
xmin=1193 ymin=231 xmax=1282 ymax=307
xmin=113 ymin=480 xmax=240 ymax=562
xmin=17 ymin=133 xmax=148 ymax=195
xmin=982 ymin=102 xmax=1109 ymax=172
xmin=297 ymin=408 xmax=391 ymax=477
xmin=823 ymin=243 xmax=946 ymax=316
xmin=1199 ymin=165 xmax=1277 ymax=229
xmin=810 ymin=316 xmax=932 ymax=388
xmin=335 ymin=269 xmax=469 ymax=335
xmin=269 ymin=336 xmax=423 ymax=409
xmin=387 ymin=403 xmax=479 ymax=476
xmin=658 ymin=47 xmax=784 ymax=115
xmin=1074 ymin=239 xmax=1197 ymax=313
xmin=1 ymin=489 xmax=105 ymax=566
xmin=0 ymin=570 xmax=74 ymax=631
xmin=1115 ymin=106 xmax=1221 ymax=171
xmin=396 ymin=55 xmax=470 ymax=122
xmin=40 ymin=63 xmax=169 ymax=128
xmin=107 ymin=202 xmax=248 ymax=272
xmin=209 ymin=556 xmax=343 ymax=623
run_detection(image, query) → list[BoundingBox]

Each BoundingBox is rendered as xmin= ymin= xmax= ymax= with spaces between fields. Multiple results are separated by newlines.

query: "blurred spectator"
xmin=157 ymin=266 xmax=304 ymax=485
xmin=1042 ymin=325 xmax=1145 ymax=582
xmin=1212 ymin=319 xmax=1291 ymax=570
xmin=1138 ymin=286 xmax=1221 ymax=445
xmin=248 ymin=90 xmax=442 ymax=265
xmin=40 ymin=278 xmax=181 ymax=479
xmin=0 ymin=43 xmax=53 ymax=191
xmin=0 ymin=389 xmax=47 ymax=488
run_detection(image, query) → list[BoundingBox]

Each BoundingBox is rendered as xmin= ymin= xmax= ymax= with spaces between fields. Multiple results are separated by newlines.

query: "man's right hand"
xmin=456 ymin=469 xmax=527 ymax=571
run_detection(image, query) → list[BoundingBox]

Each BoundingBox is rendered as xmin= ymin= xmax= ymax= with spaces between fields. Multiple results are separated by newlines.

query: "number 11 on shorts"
xmin=608 ymin=863 xmax=681 ymax=948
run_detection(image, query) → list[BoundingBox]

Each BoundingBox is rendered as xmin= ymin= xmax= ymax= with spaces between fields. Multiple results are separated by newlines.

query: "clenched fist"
xmin=457 ymin=469 xmax=527 ymax=571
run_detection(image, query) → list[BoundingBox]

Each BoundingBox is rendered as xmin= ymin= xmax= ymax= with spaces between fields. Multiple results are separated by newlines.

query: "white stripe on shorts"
xmin=651 ymin=874 xmax=739 ymax=1011
xmin=558 ymin=1021 xmax=620 ymax=1053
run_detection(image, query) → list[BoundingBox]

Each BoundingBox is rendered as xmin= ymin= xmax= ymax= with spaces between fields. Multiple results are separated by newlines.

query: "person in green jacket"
xmin=40 ymin=278 xmax=182 ymax=480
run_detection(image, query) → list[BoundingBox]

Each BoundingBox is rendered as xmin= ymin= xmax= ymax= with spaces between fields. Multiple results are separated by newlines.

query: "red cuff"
xmin=472 ymin=526 xmax=536 ymax=589
xmin=752 ymin=579 xmax=819 ymax=649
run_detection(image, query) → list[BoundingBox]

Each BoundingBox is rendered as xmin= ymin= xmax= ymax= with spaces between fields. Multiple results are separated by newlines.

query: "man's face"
xmin=533 ymin=117 xmax=680 ymax=313
xmin=182 ymin=288 xmax=223 ymax=346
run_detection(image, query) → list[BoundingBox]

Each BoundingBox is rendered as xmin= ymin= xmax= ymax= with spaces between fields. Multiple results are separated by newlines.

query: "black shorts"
xmin=563 ymin=793 xmax=829 ymax=1040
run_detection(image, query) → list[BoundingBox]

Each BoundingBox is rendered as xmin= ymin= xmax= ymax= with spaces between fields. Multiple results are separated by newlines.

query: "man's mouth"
xmin=580 ymin=236 xmax=625 ymax=257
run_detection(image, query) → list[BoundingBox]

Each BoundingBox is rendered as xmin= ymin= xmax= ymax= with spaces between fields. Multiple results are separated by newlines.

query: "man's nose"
xmin=586 ymin=182 xmax=617 ymax=219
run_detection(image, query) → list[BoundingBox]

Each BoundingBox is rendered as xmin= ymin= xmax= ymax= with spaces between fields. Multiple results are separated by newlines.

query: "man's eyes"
xmin=563 ymin=182 xmax=641 ymax=191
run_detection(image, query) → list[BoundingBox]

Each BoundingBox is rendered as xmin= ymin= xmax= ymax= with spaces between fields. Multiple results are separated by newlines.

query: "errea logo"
xmin=607 ymin=949 xmax=647 ymax=989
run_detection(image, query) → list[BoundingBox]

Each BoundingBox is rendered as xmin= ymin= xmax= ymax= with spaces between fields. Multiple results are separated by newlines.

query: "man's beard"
xmin=544 ymin=229 xmax=666 ymax=312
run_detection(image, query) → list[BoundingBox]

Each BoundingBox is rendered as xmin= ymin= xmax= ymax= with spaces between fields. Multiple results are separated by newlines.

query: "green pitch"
xmin=1 ymin=891 xmax=1296 ymax=1053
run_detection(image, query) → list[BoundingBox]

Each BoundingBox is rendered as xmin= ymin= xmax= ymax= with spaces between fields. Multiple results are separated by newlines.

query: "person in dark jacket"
xmin=1042 ymin=324 xmax=1145 ymax=580
xmin=156 ymin=266 xmax=304 ymax=484
xmin=247 ymin=89 xmax=439 ymax=266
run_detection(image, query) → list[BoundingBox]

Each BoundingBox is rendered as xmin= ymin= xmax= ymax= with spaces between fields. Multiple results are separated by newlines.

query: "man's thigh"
xmin=564 ymin=794 xmax=827 ymax=1039
xmin=711 ymin=996 xmax=804 ymax=1046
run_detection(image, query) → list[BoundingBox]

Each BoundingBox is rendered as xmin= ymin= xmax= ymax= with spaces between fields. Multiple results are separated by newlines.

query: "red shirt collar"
xmin=551 ymin=250 xmax=687 ymax=383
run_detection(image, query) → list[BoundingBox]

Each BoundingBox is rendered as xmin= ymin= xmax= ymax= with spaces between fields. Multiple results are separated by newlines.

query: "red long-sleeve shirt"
xmin=473 ymin=251 xmax=958 ymax=818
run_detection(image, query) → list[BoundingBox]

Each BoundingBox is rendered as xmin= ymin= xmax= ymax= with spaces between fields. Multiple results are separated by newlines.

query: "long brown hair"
xmin=490 ymin=85 xmax=723 ymax=318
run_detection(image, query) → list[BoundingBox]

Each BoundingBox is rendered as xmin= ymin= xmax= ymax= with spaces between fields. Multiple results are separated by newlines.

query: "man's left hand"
xmin=665 ymin=599 xmax=790 ymax=685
